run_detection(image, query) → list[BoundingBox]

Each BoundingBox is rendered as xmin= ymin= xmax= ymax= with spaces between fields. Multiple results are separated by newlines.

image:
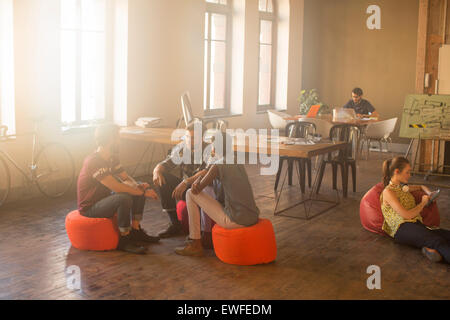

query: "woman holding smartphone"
xmin=381 ymin=157 xmax=449 ymax=263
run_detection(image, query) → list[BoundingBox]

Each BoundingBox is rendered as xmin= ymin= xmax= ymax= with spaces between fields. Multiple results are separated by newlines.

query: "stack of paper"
xmin=135 ymin=117 xmax=162 ymax=128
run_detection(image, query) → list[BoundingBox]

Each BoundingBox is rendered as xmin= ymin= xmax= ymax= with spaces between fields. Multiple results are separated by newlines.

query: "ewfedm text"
xmin=177 ymin=304 xmax=272 ymax=318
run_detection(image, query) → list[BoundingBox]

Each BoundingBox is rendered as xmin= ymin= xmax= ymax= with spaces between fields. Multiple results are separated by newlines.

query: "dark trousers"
xmin=154 ymin=172 xmax=186 ymax=226
xmin=81 ymin=193 xmax=146 ymax=233
xmin=394 ymin=221 xmax=450 ymax=264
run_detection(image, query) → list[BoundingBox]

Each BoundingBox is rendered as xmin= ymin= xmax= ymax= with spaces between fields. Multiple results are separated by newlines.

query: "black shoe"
xmin=130 ymin=227 xmax=160 ymax=244
xmin=117 ymin=234 xmax=147 ymax=254
xmin=158 ymin=223 xmax=184 ymax=238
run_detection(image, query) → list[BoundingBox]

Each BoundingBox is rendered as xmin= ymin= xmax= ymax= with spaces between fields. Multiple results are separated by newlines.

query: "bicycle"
xmin=0 ymin=120 xmax=75 ymax=207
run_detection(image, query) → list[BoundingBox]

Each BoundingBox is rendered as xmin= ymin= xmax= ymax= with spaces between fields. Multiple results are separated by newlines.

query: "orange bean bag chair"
xmin=360 ymin=183 xmax=440 ymax=235
xmin=65 ymin=210 xmax=119 ymax=251
xmin=212 ymin=218 xmax=277 ymax=266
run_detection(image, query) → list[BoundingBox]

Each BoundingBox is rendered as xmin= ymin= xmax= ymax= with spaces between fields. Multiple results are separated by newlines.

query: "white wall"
xmin=127 ymin=0 xmax=305 ymax=129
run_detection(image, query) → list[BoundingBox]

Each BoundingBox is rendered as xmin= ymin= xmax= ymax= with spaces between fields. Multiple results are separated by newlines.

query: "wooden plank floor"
xmin=0 ymin=154 xmax=449 ymax=300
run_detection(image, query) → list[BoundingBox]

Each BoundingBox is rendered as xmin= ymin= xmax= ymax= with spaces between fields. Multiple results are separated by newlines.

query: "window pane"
xmin=81 ymin=0 xmax=105 ymax=31
xmin=259 ymin=44 xmax=272 ymax=106
xmin=211 ymin=14 xmax=226 ymax=41
xmin=267 ymin=0 xmax=273 ymax=13
xmin=61 ymin=0 xmax=79 ymax=29
xmin=260 ymin=20 xmax=272 ymax=44
xmin=204 ymin=39 xmax=208 ymax=110
xmin=205 ymin=12 xmax=209 ymax=40
xmin=60 ymin=30 xmax=77 ymax=123
xmin=81 ymin=32 xmax=105 ymax=121
xmin=0 ymin=0 xmax=16 ymax=133
xmin=259 ymin=0 xmax=274 ymax=13
xmin=210 ymin=41 xmax=226 ymax=109
xmin=258 ymin=0 xmax=267 ymax=12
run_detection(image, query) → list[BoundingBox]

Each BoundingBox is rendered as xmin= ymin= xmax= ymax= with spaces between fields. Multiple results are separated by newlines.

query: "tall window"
xmin=0 ymin=0 xmax=16 ymax=134
xmin=258 ymin=0 xmax=276 ymax=110
xmin=204 ymin=0 xmax=231 ymax=115
xmin=61 ymin=0 xmax=106 ymax=125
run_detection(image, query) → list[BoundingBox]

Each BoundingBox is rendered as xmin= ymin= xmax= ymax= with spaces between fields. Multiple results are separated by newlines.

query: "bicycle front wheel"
xmin=35 ymin=143 xmax=75 ymax=198
xmin=0 ymin=156 xmax=11 ymax=207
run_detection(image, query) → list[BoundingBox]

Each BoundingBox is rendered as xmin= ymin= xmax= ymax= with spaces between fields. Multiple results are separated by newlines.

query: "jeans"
xmin=81 ymin=193 xmax=145 ymax=233
xmin=394 ymin=221 xmax=450 ymax=264
xmin=154 ymin=172 xmax=185 ymax=211
xmin=154 ymin=172 xmax=186 ymax=226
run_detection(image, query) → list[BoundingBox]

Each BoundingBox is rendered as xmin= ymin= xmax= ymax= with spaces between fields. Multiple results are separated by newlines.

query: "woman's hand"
xmin=421 ymin=195 xmax=430 ymax=206
xmin=421 ymin=185 xmax=431 ymax=195
xmin=172 ymin=182 xmax=187 ymax=201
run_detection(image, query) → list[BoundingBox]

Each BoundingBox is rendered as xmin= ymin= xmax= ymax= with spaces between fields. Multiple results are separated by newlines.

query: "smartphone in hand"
xmin=426 ymin=190 xmax=440 ymax=207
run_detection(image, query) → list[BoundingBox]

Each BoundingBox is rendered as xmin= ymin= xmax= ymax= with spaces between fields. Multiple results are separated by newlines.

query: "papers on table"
xmin=135 ymin=117 xmax=163 ymax=128
xmin=282 ymin=138 xmax=316 ymax=145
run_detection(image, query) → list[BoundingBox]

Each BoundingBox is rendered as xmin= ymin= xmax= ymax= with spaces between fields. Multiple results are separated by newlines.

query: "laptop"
xmin=333 ymin=108 xmax=356 ymax=122
xmin=306 ymin=105 xmax=321 ymax=118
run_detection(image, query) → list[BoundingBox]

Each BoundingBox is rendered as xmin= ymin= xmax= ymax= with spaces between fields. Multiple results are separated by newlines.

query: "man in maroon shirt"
xmin=77 ymin=124 xmax=159 ymax=254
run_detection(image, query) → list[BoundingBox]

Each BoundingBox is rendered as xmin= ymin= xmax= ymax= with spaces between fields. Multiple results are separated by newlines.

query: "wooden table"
xmin=120 ymin=126 xmax=349 ymax=219
xmin=284 ymin=115 xmax=380 ymax=125
xmin=284 ymin=115 xmax=380 ymax=160
xmin=120 ymin=127 xmax=347 ymax=158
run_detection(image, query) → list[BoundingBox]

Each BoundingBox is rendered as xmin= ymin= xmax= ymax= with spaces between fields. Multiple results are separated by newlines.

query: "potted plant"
xmin=298 ymin=89 xmax=331 ymax=115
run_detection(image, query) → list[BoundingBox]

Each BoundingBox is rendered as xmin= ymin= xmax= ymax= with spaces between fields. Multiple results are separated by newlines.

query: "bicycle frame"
xmin=0 ymin=129 xmax=41 ymax=183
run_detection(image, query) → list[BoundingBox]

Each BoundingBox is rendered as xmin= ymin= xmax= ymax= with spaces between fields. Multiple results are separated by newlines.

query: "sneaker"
xmin=185 ymin=232 xmax=213 ymax=249
xmin=130 ymin=227 xmax=160 ymax=244
xmin=422 ymin=247 xmax=442 ymax=263
xmin=117 ymin=234 xmax=147 ymax=254
xmin=175 ymin=240 xmax=204 ymax=257
xmin=158 ymin=223 xmax=184 ymax=238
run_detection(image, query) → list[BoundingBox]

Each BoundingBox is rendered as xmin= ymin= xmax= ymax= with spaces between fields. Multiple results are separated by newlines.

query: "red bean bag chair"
xmin=212 ymin=219 xmax=277 ymax=266
xmin=65 ymin=210 xmax=119 ymax=251
xmin=176 ymin=200 xmax=190 ymax=234
xmin=360 ymin=183 xmax=440 ymax=235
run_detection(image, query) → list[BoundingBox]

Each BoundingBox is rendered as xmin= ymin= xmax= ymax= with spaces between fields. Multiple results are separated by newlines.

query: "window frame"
xmin=0 ymin=0 xmax=16 ymax=134
xmin=60 ymin=0 xmax=111 ymax=127
xmin=204 ymin=0 xmax=233 ymax=117
xmin=257 ymin=0 xmax=278 ymax=112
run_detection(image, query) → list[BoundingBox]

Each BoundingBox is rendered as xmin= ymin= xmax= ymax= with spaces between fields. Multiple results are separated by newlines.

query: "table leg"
xmin=273 ymin=154 xmax=340 ymax=220
xmin=131 ymin=142 xmax=156 ymax=177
